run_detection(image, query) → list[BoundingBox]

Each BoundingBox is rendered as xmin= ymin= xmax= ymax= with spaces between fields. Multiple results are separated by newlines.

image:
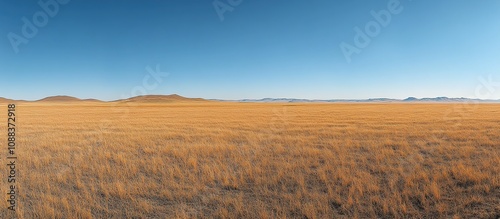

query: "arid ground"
xmin=1 ymin=101 xmax=499 ymax=218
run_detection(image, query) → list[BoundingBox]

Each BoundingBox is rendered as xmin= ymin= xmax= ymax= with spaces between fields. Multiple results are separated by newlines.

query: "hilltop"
xmin=116 ymin=94 xmax=206 ymax=103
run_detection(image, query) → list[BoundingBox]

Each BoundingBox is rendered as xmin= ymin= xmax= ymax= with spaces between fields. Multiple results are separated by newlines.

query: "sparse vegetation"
xmin=1 ymin=102 xmax=499 ymax=218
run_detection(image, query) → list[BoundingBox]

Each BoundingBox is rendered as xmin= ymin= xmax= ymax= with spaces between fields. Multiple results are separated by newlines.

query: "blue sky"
xmin=1 ymin=0 xmax=499 ymax=100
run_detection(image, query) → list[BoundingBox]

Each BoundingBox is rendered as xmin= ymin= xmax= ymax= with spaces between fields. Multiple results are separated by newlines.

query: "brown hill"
xmin=118 ymin=94 xmax=206 ymax=103
xmin=0 ymin=97 xmax=19 ymax=103
xmin=36 ymin=96 xmax=103 ymax=102
xmin=36 ymin=96 xmax=83 ymax=102
xmin=2 ymin=95 xmax=203 ymax=103
xmin=0 ymin=97 xmax=12 ymax=102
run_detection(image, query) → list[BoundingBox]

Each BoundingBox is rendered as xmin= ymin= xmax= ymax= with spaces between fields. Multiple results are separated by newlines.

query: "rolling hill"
xmin=0 ymin=97 xmax=11 ymax=102
xmin=1 ymin=95 xmax=499 ymax=103
xmin=116 ymin=94 xmax=206 ymax=103
xmin=36 ymin=96 xmax=103 ymax=102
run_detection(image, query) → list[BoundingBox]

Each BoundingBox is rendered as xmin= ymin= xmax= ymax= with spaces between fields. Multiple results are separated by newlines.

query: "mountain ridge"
xmin=224 ymin=96 xmax=500 ymax=103
xmin=1 ymin=95 xmax=499 ymax=103
xmin=0 ymin=94 xmax=205 ymax=103
xmin=36 ymin=95 xmax=103 ymax=102
xmin=114 ymin=94 xmax=205 ymax=102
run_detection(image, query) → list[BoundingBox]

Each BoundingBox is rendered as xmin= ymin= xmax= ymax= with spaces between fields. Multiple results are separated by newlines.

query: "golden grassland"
xmin=0 ymin=102 xmax=499 ymax=218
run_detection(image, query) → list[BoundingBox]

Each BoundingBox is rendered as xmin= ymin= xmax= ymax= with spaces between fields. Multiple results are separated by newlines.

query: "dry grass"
xmin=1 ymin=102 xmax=499 ymax=218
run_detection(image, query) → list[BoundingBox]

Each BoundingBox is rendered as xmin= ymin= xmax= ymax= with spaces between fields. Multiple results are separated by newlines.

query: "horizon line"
xmin=1 ymin=94 xmax=500 ymax=103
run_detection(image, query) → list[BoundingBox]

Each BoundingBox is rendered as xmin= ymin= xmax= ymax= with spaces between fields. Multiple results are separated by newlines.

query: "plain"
xmin=0 ymin=102 xmax=499 ymax=218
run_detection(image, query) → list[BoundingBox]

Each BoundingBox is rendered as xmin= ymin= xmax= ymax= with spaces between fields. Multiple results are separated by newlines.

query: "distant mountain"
xmin=367 ymin=98 xmax=399 ymax=102
xmin=229 ymin=97 xmax=500 ymax=103
xmin=238 ymin=98 xmax=313 ymax=103
xmin=37 ymin=96 xmax=82 ymax=102
xmin=1 ymin=95 xmax=499 ymax=103
xmin=403 ymin=97 xmax=418 ymax=101
xmin=402 ymin=97 xmax=494 ymax=102
xmin=0 ymin=94 xmax=205 ymax=103
xmin=36 ymin=96 xmax=102 ymax=102
xmin=116 ymin=94 xmax=206 ymax=103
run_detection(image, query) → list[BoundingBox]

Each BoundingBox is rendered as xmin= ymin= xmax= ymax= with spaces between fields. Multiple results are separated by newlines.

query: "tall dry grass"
xmin=0 ymin=102 xmax=499 ymax=218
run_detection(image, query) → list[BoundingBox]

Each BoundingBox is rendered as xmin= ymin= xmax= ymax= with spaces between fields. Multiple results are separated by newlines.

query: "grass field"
xmin=1 ymin=102 xmax=499 ymax=218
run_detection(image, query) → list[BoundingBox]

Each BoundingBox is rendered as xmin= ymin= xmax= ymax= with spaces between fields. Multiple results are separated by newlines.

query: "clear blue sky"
xmin=1 ymin=0 xmax=499 ymax=100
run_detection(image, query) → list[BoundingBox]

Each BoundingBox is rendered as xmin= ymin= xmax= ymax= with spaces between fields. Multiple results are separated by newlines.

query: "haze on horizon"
xmin=1 ymin=0 xmax=499 ymax=101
